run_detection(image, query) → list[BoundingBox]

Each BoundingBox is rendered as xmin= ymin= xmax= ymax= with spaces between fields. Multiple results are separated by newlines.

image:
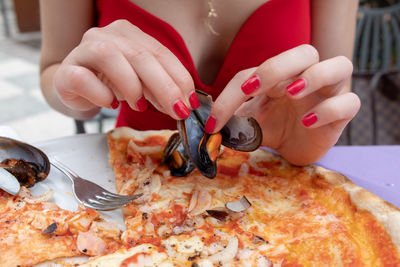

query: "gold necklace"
xmin=206 ymin=0 xmax=220 ymax=35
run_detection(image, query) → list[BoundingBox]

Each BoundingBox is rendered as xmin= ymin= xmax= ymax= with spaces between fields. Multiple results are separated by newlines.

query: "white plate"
xmin=32 ymin=133 xmax=125 ymax=229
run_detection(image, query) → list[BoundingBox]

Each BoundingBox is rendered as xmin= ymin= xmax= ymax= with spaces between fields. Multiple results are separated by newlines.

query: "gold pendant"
xmin=206 ymin=0 xmax=220 ymax=35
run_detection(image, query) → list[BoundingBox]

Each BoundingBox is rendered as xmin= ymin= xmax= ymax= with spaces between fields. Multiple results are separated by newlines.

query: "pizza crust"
xmin=313 ymin=166 xmax=400 ymax=249
xmin=109 ymin=127 xmax=175 ymax=141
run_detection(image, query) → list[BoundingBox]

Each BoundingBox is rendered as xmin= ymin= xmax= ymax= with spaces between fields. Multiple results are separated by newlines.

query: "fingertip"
xmin=286 ymin=78 xmax=306 ymax=96
xmin=173 ymin=99 xmax=191 ymax=119
xmin=110 ymin=97 xmax=120 ymax=109
xmin=136 ymin=96 xmax=148 ymax=112
xmin=301 ymin=112 xmax=318 ymax=127
xmin=241 ymin=75 xmax=261 ymax=95
xmin=189 ymin=91 xmax=200 ymax=110
xmin=204 ymin=115 xmax=217 ymax=134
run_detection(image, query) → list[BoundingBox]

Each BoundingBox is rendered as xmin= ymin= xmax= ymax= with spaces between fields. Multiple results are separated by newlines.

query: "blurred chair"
xmin=75 ymin=108 xmax=118 ymax=134
xmin=339 ymin=1 xmax=400 ymax=145
xmin=0 ymin=0 xmax=11 ymax=36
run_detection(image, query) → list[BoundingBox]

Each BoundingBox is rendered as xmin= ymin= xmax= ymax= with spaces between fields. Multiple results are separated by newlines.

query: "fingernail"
xmin=173 ymin=100 xmax=191 ymax=119
xmin=189 ymin=92 xmax=200 ymax=109
xmin=302 ymin=112 xmax=318 ymax=127
xmin=286 ymin=78 xmax=306 ymax=96
xmin=110 ymin=97 xmax=119 ymax=109
xmin=204 ymin=116 xmax=216 ymax=134
xmin=136 ymin=96 xmax=148 ymax=112
xmin=241 ymin=75 xmax=260 ymax=95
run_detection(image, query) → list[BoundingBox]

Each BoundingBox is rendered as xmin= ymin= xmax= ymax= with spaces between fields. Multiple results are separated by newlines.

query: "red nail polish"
xmin=110 ymin=97 xmax=119 ymax=109
xmin=204 ymin=116 xmax=216 ymax=134
xmin=136 ymin=96 xmax=148 ymax=112
xmin=189 ymin=92 xmax=200 ymax=109
xmin=286 ymin=78 xmax=306 ymax=96
xmin=241 ymin=75 xmax=260 ymax=95
xmin=302 ymin=112 xmax=318 ymax=127
xmin=173 ymin=100 xmax=190 ymax=119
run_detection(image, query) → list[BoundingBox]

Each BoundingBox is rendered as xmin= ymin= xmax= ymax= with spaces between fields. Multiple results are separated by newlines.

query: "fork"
xmin=50 ymin=157 xmax=142 ymax=210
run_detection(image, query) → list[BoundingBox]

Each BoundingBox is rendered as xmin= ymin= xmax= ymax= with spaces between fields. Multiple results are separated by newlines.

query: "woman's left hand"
xmin=204 ymin=44 xmax=360 ymax=165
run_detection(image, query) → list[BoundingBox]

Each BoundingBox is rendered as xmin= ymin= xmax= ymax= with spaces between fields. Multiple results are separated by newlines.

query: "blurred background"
xmin=0 ymin=0 xmax=116 ymax=143
xmin=0 ymin=0 xmax=399 ymax=144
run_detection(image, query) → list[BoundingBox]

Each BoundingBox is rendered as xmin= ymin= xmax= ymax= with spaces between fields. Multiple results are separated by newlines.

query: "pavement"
xmin=0 ymin=1 xmax=115 ymax=143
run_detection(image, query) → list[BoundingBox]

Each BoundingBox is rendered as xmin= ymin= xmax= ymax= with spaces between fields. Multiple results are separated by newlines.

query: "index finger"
xmin=204 ymin=68 xmax=255 ymax=134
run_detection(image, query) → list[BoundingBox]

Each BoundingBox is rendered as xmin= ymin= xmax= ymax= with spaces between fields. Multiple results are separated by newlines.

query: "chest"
xmin=130 ymin=0 xmax=268 ymax=84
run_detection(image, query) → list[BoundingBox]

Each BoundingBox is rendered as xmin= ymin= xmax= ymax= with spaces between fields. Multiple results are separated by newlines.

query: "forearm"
xmin=311 ymin=0 xmax=359 ymax=92
xmin=40 ymin=64 xmax=100 ymax=120
xmin=39 ymin=0 xmax=98 ymax=119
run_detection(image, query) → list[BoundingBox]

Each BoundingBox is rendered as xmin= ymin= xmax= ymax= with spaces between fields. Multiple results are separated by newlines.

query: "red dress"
xmin=96 ymin=0 xmax=311 ymax=130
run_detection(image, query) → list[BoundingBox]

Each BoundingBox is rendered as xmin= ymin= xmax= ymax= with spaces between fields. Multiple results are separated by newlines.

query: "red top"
xmin=96 ymin=0 xmax=311 ymax=130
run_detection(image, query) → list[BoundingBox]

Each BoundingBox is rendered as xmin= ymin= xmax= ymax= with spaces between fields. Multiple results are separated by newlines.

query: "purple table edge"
xmin=315 ymin=146 xmax=400 ymax=208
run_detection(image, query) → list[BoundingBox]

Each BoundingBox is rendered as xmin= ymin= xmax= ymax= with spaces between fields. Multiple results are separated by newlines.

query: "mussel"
xmin=0 ymin=137 xmax=50 ymax=187
xmin=162 ymin=133 xmax=194 ymax=177
xmin=163 ymin=90 xmax=262 ymax=178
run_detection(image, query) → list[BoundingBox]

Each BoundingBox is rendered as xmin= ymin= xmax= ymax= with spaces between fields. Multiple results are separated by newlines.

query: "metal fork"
xmin=50 ymin=157 xmax=142 ymax=210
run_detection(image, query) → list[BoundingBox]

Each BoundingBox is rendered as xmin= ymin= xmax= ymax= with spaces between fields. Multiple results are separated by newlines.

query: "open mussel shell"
xmin=167 ymin=90 xmax=262 ymax=179
xmin=178 ymin=114 xmax=217 ymax=179
xmin=162 ymin=133 xmax=194 ymax=177
xmin=198 ymin=132 xmax=221 ymax=168
xmin=193 ymin=90 xmax=212 ymax=124
xmin=220 ymin=116 xmax=262 ymax=152
xmin=0 ymin=137 xmax=50 ymax=187
xmin=195 ymin=90 xmax=262 ymax=152
xmin=163 ymin=133 xmax=181 ymax=163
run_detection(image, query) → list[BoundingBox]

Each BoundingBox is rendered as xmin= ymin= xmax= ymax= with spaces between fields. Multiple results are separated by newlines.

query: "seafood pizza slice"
xmin=0 ymin=187 xmax=121 ymax=266
xmin=98 ymin=127 xmax=400 ymax=266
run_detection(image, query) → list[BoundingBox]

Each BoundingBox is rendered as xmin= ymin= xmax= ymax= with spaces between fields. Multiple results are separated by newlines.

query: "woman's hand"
xmin=53 ymin=19 xmax=199 ymax=120
xmin=204 ymin=45 xmax=360 ymax=165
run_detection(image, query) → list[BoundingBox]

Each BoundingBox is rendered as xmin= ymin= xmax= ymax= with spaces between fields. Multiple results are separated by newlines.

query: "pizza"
xmin=0 ymin=187 xmax=122 ymax=266
xmin=78 ymin=126 xmax=400 ymax=266
xmin=1 ymin=126 xmax=399 ymax=266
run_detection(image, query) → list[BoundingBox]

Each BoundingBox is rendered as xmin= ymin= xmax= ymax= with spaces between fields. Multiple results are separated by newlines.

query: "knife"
xmin=0 ymin=167 xmax=21 ymax=195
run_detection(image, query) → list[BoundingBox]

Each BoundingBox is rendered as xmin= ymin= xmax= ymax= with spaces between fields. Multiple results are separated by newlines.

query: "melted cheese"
xmin=163 ymin=235 xmax=204 ymax=254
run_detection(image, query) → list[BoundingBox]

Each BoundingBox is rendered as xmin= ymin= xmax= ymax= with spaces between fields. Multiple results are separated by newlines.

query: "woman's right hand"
xmin=53 ymin=19 xmax=199 ymax=120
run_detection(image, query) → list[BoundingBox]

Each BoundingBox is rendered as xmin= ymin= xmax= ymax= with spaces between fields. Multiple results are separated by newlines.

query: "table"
xmin=317 ymin=146 xmax=400 ymax=208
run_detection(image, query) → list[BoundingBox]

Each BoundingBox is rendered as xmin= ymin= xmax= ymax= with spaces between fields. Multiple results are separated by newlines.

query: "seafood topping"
xmin=1 ymin=158 xmax=44 ymax=187
xmin=162 ymin=133 xmax=194 ymax=177
xmin=0 ymin=137 xmax=50 ymax=187
xmin=206 ymin=209 xmax=229 ymax=221
xmin=42 ymin=223 xmax=58 ymax=235
xmin=199 ymin=133 xmax=222 ymax=164
xmin=225 ymin=196 xmax=252 ymax=212
xmin=163 ymin=90 xmax=262 ymax=179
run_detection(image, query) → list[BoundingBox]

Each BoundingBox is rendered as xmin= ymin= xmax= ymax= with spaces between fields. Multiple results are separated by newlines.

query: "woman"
xmin=39 ymin=0 xmax=360 ymax=165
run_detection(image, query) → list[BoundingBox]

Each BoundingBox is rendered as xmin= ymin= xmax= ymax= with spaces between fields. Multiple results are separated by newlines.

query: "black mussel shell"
xmin=220 ymin=116 xmax=262 ymax=152
xmin=193 ymin=90 xmax=212 ymax=125
xmin=198 ymin=134 xmax=215 ymax=168
xmin=0 ymin=137 xmax=50 ymax=187
xmin=178 ymin=115 xmax=217 ymax=179
xmin=162 ymin=133 xmax=194 ymax=177
xmin=171 ymin=90 xmax=262 ymax=179
xmin=162 ymin=133 xmax=181 ymax=164
xmin=198 ymin=132 xmax=221 ymax=168
xmin=195 ymin=90 xmax=262 ymax=152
